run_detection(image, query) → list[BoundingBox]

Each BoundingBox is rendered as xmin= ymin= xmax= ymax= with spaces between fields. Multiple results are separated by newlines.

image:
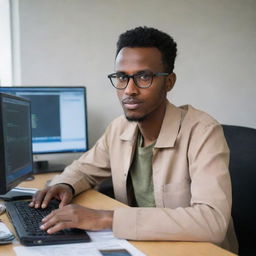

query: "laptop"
xmin=5 ymin=200 xmax=91 ymax=246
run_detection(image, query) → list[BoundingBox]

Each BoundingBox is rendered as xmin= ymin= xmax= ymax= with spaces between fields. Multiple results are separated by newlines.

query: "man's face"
xmin=115 ymin=47 xmax=173 ymax=122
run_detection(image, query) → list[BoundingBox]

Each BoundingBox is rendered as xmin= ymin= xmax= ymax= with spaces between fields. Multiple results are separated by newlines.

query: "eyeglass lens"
xmin=111 ymin=71 xmax=153 ymax=89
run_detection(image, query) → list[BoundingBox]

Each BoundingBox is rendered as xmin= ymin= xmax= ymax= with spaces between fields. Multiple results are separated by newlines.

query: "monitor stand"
xmin=33 ymin=160 xmax=64 ymax=174
xmin=0 ymin=187 xmax=36 ymax=201
xmin=33 ymin=160 xmax=49 ymax=173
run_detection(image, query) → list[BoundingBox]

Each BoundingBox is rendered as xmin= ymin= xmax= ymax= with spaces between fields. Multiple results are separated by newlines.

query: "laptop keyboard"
xmin=6 ymin=199 xmax=91 ymax=245
xmin=14 ymin=200 xmax=61 ymax=236
xmin=7 ymin=200 xmax=89 ymax=237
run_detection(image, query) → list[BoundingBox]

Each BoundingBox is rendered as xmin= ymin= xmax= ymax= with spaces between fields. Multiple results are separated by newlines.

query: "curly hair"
xmin=116 ymin=26 xmax=177 ymax=73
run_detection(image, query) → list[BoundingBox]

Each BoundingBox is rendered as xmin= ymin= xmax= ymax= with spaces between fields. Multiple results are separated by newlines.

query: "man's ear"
xmin=166 ymin=73 xmax=176 ymax=92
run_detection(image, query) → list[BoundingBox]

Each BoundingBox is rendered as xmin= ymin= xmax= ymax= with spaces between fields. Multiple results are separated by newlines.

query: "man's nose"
xmin=124 ymin=77 xmax=139 ymax=95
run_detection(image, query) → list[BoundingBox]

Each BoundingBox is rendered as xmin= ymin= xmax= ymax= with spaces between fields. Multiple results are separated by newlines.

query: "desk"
xmin=0 ymin=173 xmax=236 ymax=256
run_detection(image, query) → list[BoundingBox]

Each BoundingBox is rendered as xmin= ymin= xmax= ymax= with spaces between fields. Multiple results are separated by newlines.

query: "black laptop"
xmin=5 ymin=200 xmax=91 ymax=246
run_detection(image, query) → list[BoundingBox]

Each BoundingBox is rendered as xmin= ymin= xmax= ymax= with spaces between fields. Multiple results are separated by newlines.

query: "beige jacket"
xmin=50 ymin=101 xmax=238 ymax=253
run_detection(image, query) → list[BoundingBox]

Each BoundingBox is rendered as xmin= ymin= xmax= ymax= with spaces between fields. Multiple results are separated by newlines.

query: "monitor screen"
xmin=0 ymin=93 xmax=33 ymax=195
xmin=0 ymin=86 xmax=88 ymax=172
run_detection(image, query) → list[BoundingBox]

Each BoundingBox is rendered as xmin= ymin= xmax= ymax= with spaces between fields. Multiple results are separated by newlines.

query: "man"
xmin=30 ymin=27 xmax=238 ymax=253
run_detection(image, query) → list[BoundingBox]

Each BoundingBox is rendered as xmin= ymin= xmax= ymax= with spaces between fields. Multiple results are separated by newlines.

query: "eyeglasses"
xmin=107 ymin=71 xmax=169 ymax=90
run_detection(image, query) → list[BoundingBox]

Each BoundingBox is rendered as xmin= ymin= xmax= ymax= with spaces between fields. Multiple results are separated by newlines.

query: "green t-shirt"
xmin=130 ymin=133 xmax=156 ymax=207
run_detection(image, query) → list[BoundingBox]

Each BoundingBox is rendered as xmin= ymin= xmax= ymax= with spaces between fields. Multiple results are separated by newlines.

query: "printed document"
xmin=14 ymin=230 xmax=145 ymax=256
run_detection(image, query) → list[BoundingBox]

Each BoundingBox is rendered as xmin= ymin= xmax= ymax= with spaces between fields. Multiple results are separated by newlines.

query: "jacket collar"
xmin=119 ymin=121 xmax=138 ymax=142
xmin=119 ymin=100 xmax=182 ymax=148
xmin=155 ymin=101 xmax=182 ymax=148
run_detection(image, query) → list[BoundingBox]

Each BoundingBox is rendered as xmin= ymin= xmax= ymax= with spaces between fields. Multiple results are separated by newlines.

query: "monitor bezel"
xmin=0 ymin=86 xmax=89 ymax=155
xmin=0 ymin=92 xmax=33 ymax=194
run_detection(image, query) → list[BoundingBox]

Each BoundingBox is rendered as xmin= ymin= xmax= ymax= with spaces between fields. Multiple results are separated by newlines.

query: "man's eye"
xmin=139 ymin=73 xmax=151 ymax=81
xmin=117 ymin=75 xmax=128 ymax=82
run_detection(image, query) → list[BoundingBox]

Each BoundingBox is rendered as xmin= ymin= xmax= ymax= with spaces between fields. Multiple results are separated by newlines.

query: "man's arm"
xmin=31 ymin=123 xmax=113 ymax=208
xmin=49 ymin=126 xmax=113 ymax=196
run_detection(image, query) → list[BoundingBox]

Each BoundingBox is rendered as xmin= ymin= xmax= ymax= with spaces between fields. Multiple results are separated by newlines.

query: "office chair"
xmin=98 ymin=178 xmax=114 ymax=199
xmin=222 ymin=124 xmax=256 ymax=256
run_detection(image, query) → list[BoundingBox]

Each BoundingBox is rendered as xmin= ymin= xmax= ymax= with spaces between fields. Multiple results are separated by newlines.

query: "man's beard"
xmin=125 ymin=113 xmax=147 ymax=122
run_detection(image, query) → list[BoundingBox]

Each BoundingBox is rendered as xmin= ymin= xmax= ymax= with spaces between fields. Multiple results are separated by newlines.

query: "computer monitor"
xmin=0 ymin=93 xmax=33 ymax=199
xmin=0 ymin=86 xmax=88 ymax=173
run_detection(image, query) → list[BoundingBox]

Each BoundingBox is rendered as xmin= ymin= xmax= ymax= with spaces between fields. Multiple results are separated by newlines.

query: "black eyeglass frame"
xmin=107 ymin=72 xmax=170 ymax=89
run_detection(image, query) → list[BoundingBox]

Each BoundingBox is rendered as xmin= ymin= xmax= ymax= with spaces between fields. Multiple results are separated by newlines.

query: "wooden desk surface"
xmin=0 ymin=173 xmax=236 ymax=256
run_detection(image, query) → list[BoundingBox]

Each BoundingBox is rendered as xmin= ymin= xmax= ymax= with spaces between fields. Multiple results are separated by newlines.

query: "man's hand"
xmin=29 ymin=184 xmax=74 ymax=209
xmin=40 ymin=204 xmax=113 ymax=233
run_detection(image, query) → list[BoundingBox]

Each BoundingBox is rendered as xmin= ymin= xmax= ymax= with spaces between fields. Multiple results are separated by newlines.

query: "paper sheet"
xmin=0 ymin=222 xmax=15 ymax=244
xmin=14 ymin=187 xmax=38 ymax=194
xmin=13 ymin=231 xmax=145 ymax=256
xmin=0 ymin=222 xmax=13 ymax=239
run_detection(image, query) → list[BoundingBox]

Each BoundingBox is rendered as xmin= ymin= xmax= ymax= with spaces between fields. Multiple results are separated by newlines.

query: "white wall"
xmin=0 ymin=0 xmax=12 ymax=85
xmin=10 ymin=0 xmax=256 ymax=146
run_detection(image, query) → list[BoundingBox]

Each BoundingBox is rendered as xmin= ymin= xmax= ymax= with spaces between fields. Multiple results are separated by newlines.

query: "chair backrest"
xmin=222 ymin=125 xmax=256 ymax=256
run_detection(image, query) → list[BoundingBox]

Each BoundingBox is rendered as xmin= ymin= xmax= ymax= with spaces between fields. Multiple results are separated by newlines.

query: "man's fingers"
xmin=29 ymin=201 xmax=34 ymax=207
xmin=59 ymin=192 xmax=72 ymax=208
xmin=29 ymin=184 xmax=73 ymax=209
xmin=46 ymin=222 xmax=71 ymax=234
xmin=40 ymin=210 xmax=73 ymax=234
xmin=30 ymin=190 xmax=47 ymax=208
xmin=41 ymin=190 xmax=56 ymax=209
xmin=41 ymin=211 xmax=54 ymax=223
xmin=39 ymin=204 xmax=113 ymax=233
